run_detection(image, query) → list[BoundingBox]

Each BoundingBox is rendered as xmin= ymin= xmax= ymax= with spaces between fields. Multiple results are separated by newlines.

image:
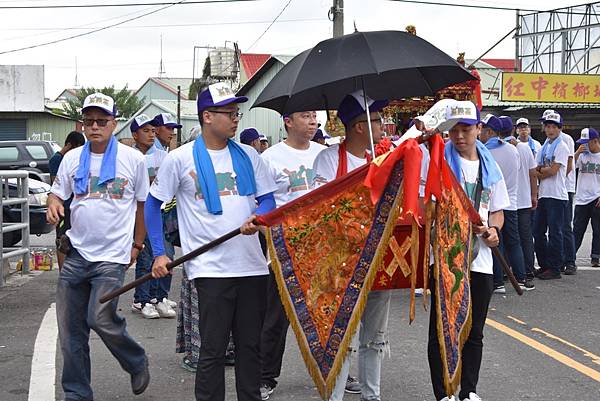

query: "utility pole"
xmin=515 ymin=9 xmax=520 ymax=71
xmin=159 ymin=35 xmax=166 ymax=78
xmin=331 ymin=0 xmax=344 ymax=38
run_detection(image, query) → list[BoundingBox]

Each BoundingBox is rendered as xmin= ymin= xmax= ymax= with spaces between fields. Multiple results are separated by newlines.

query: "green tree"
xmin=61 ymin=85 xmax=145 ymax=119
xmin=189 ymin=56 xmax=212 ymax=100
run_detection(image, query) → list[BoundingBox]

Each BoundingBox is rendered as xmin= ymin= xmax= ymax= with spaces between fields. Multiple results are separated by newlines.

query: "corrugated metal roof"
xmin=481 ymin=58 xmax=519 ymax=71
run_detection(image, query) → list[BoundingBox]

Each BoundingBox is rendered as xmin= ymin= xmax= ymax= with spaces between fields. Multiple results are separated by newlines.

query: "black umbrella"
xmin=251 ymin=30 xmax=476 ymax=115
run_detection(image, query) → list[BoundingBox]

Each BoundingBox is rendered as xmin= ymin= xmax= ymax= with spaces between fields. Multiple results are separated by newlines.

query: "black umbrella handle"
xmin=99 ymin=228 xmax=242 ymax=303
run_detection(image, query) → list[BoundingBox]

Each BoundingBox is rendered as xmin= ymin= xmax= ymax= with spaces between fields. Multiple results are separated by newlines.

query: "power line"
xmin=0 ymin=17 xmax=325 ymax=31
xmin=387 ymin=0 xmax=599 ymax=15
xmin=247 ymin=0 xmax=293 ymax=51
xmin=0 ymin=1 xmax=187 ymax=54
xmin=0 ymin=0 xmax=255 ymax=9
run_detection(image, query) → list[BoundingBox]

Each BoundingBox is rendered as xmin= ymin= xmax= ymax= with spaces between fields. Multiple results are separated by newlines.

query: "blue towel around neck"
xmin=192 ymin=135 xmax=256 ymax=215
xmin=484 ymin=137 xmax=504 ymax=150
xmin=537 ymin=136 xmax=563 ymax=166
xmin=154 ymin=138 xmax=165 ymax=151
xmin=527 ymin=136 xmax=537 ymax=156
xmin=74 ymin=136 xmax=118 ymax=195
xmin=445 ymin=139 xmax=503 ymax=189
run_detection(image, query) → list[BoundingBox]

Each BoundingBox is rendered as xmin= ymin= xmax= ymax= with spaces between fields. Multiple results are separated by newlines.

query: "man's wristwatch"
xmin=132 ymin=242 xmax=144 ymax=251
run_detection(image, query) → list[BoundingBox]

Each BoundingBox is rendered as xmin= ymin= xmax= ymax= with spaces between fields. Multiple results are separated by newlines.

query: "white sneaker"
xmin=163 ymin=298 xmax=177 ymax=309
xmin=156 ymin=299 xmax=176 ymax=318
xmin=439 ymin=396 xmax=456 ymax=401
xmin=141 ymin=303 xmax=160 ymax=319
xmin=462 ymin=393 xmax=482 ymax=401
xmin=131 ymin=302 xmax=143 ymax=313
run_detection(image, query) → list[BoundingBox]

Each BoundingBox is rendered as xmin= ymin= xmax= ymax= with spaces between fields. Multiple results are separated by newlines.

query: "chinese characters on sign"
xmin=501 ymin=72 xmax=600 ymax=103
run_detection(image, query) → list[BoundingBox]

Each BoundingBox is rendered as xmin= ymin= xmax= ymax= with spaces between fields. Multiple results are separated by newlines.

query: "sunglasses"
xmin=83 ymin=118 xmax=113 ymax=127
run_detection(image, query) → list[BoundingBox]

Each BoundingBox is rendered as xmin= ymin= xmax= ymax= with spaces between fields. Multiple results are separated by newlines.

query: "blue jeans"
xmin=57 ymin=249 xmax=146 ymax=401
xmin=493 ymin=209 xmax=527 ymax=283
xmin=517 ymin=208 xmax=535 ymax=276
xmin=573 ymin=199 xmax=600 ymax=259
xmin=330 ymin=290 xmax=391 ymax=401
xmin=534 ymin=198 xmax=566 ymax=273
xmin=562 ymin=192 xmax=577 ymax=266
xmin=134 ymin=237 xmax=175 ymax=304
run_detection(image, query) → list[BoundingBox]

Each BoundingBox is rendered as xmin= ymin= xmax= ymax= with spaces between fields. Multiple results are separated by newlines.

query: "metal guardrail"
xmin=1 ymin=170 xmax=30 ymax=287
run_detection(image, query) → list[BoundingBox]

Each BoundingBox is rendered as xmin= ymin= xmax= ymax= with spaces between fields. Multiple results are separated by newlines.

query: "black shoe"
xmin=592 ymin=258 xmax=600 ymax=268
xmin=518 ymin=279 xmax=535 ymax=291
xmin=538 ymin=270 xmax=562 ymax=280
xmin=559 ymin=265 xmax=566 ymax=273
xmin=533 ymin=267 xmax=548 ymax=277
xmin=526 ymin=272 xmax=535 ymax=281
xmin=131 ymin=359 xmax=150 ymax=395
xmin=224 ymin=350 xmax=235 ymax=366
xmin=564 ymin=264 xmax=577 ymax=275
xmin=344 ymin=375 xmax=361 ymax=394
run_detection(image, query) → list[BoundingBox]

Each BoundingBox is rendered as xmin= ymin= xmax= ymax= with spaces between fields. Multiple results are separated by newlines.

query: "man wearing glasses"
xmin=312 ymin=91 xmax=391 ymax=401
xmin=47 ymin=93 xmax=150 ymax=401
xmin=147 ymin=82 xmax=277 ymax=401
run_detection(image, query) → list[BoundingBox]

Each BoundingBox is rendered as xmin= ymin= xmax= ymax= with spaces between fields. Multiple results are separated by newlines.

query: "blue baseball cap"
xmin=337 ymin=90 xmax=388 ymax=126
xmin=445 ymin=100 xmax=480 ymax=126
xmin=130 ymin=114 xmax=158 ymax=133
xmin=498 ymin=116 xmax=513 ymax=135
xmin=239 ymin=127 xmax=260 ymax=145
xmin=197 ymin=82 xmax=248 ymax=114
xmin=82 ymin=92 xmax=117 ymax=117
xmin=312 ymin=128 xmax=325 ymax=141
xmin=481 ymin=114 xmax=502 ymax=133
xmin=577 ymin=127 xmax=599 ymax=144
xmin=154 ymin=113 xmax=182 ymax=129
xmin=542 ymin=111 xmax=562 ymax=127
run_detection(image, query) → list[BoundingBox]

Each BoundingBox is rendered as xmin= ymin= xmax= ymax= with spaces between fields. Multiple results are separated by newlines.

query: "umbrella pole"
xmin=360 ymin=77 xmax=376 ymax=156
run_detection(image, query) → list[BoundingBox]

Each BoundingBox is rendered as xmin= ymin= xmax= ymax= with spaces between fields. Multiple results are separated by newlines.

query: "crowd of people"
xmin=45 ymin=83 xmax=599 ymax=401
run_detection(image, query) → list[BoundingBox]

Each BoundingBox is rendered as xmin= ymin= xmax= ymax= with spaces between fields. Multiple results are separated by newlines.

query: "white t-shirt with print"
xmin=144 ymin=148 xmax=168 ymax=182
xmin=575 ymin=151 xmax=600 ymax=206
xmin=459 ymin=157 xmax=510 ymax=275
xmin=516 ymin=142 xmax=537 ymax=209
xmin=51 ymin=143 xmax=149 ymax=264
xmin=150 ymin=141 xmax=277 ymax=279
xmin=538 ymin=139 xmax=570 ymax=201
xmin=488 ymin=142 xmax=520 ymax=211
xmin=519 ymin=137 xmax=542 ymax=155
xmin=261 ymin=141 xmax=326 ymax=207
xmin=312 ymin=143 xmax=368 ymax=185
xmin=561 ymin=132 xmax=576 ymax=193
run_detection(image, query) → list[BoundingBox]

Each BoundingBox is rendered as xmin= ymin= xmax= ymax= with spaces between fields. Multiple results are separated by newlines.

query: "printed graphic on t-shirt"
xmin=74 ymin=175 xmax=129 ymax=199
xmin=284 ymin=165 xmax=316 ymax=192
xmin=189 ymin=170 xmax=239 ymax=199
xmin=579 ymin=161 xmax=600 ymax=174
xmin=148 ymin=166 xmax=158 ymax=180
xmin=464 ymin=181 xmax=490 ymax=210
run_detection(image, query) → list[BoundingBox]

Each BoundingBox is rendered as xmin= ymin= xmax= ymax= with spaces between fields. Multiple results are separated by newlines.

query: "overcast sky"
xmin=0 ymin=0 xmax=589 ymax=99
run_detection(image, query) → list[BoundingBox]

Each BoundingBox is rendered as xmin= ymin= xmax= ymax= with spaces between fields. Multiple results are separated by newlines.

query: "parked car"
xmin=2 ymin=178 xmax=54 ymax=247
xmin=0 ymin=140 xmax=58 ymax=184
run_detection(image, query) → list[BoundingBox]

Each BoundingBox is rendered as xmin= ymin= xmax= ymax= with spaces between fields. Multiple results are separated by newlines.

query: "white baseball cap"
xmin=82 ymin=92 xmax=116 ymax=116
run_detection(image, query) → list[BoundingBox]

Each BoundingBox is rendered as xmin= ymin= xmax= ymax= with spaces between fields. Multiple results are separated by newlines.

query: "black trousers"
xmin=194 ymin=275 xmax=267 ymax=401
xmin=259 ymin=267 xmax=290 ymax=388
xmin=427 ymin=271 xmax=494 ymax=401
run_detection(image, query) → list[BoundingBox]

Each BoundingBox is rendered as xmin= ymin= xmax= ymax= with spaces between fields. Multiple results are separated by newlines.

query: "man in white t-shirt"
xmin=258 ymin=110 xmax=325 ymax=400
xmin=540 ymin=110 xmax=577 ymax=274
xmin=573 ymin=128 xmax=600 ymax=268
xmin=480 ymin=114 xmax=533 ymax=291
xmin=514 ymin=141 xmax=538 ymax=279
xmin=312 ymin=90 xmax=390 ymax=401
xmin=533 ymin=111 xmax=571 ymax=280
xmin=128 ymin=114 xmax=175 ymax=320
xmin=429 ymin=101 xmax=509 ymax=401
xmin=515 ymin=118 xmax=541 ymax=157
xmin=47 ymin=93 xmax=150 ymax=401
xmin=148 ymin=82 xmax=277 ymax=401
xmin=240 ymin=127 xmax=263 ymax=153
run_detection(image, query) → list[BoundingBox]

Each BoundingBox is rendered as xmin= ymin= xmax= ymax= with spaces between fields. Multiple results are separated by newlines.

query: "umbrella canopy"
xmin=252 ymin=30 xmax=476 ymax=114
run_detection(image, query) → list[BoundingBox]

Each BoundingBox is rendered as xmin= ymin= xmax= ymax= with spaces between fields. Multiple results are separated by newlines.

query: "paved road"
xmin=1 ymin=230 xmax=599 ymax=401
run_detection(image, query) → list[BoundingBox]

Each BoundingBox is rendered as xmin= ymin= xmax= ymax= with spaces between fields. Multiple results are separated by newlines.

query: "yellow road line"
xmin=531 ymin=328 xmax=600 ymax=366
xmin=486 ymin=318 xmax=600 ymax=383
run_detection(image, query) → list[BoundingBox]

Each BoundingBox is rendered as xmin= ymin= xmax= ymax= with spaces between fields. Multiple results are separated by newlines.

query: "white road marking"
xmin=28 ymin=303 xmax=58 ymax=401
